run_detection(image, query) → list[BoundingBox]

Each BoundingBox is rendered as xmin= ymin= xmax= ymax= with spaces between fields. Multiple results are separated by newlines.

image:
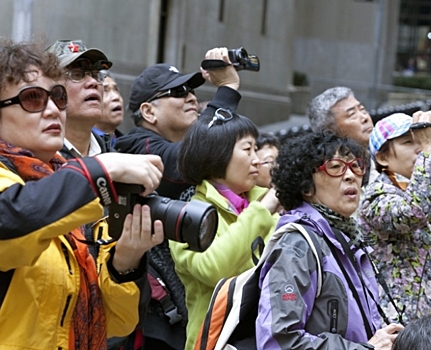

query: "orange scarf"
xmin=0 ymin=139 xmax=107 ymax=349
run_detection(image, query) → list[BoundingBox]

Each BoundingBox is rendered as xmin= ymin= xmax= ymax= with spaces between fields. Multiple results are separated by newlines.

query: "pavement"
xmin=258 ymin=114 xmax=309 ymax=134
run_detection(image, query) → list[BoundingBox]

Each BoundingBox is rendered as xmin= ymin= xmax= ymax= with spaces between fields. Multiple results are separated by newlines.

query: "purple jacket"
xmin=256 ymin=202 xmax=380 ymax=349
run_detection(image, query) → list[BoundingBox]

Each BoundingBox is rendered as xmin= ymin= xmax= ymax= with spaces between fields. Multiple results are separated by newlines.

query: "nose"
xmin=43 ymin=97 xmax=62 ymax=117
xmin=186 ymin=92 xmax=197 ymax=103
xmin=343 ymin=165 xmax=356 ymax=182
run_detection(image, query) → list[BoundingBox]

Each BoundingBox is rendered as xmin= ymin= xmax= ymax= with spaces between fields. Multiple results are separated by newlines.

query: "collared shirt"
xmin=62 ymin=133 xmax=102 ymax=158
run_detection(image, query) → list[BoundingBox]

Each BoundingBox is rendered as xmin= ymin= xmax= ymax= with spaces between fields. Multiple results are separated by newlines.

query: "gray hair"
xmin=307 ymin=87 xmax=354 ymax=132
xmin=130 ymin=98 xmax=159 ymax=127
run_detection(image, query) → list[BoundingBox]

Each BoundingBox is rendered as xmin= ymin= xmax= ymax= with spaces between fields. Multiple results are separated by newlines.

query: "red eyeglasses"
xmin=317 ymin=158 xmax=366 ymax=177
xmin=0 ymin=85 xmax=68 ymax=113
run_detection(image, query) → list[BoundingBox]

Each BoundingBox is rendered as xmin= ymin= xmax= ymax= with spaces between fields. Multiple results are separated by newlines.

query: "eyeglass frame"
xmin=64 ymin=68 xmax=106 ymax=83
xmin=259 ymin=160 xmax=275 ymax=166
xmin=207 ymin=108 xmax=234 ymax=129
xmin=146 ymin=85 xmax=195 ymax=103
xmin=0 ymin=85 xmax=68 ymax=113
xmin=316 ymin=158 xmax=366 ymax=177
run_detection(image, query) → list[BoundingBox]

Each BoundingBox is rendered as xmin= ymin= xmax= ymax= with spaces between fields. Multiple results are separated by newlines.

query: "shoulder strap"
xmin=277 ymin=223 xmax=323 ymax=297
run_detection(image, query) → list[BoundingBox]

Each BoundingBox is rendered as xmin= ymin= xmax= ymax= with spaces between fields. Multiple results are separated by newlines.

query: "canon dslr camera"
xmin=108 ymin=183 xmax=218 ymax=252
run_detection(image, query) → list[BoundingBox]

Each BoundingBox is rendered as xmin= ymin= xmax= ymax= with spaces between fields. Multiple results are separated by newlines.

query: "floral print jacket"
xmin=358 ymin=152 xmax=431 ymax=324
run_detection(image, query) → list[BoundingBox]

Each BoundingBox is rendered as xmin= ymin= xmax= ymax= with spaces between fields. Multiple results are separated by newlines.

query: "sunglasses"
xmin=317 ymin=158 xmax=366 ymax=177
xmin=208 ymin=108 xmax=234 ymax=129
xmin=0 ymin=85 xmax=68 ymax=113
xmin=64 ymin=68 xmax=106 ymax=83
xmin=147 ymin=85 xmax=195 ymax=103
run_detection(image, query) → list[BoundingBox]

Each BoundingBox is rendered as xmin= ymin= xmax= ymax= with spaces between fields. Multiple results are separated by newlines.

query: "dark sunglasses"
xmin=147 ymin=85 xmax=195 ymax=103
xmin=0 ymin=85 xmax=68 ymax=113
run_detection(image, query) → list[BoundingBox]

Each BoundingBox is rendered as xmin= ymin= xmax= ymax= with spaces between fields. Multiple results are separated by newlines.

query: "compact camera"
xmin=201 ymin=47 xmax=260 ymax=72
xmin=108 ymin=183 xmax=218 ymax=252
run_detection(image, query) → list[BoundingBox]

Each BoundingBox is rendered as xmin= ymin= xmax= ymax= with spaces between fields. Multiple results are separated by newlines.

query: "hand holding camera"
xmin=113 ymin=203 xmax=165 ymax=274
xmin=109 ymin=183 xmax=218 ymax=253
xmin=200 ymin=47 xmax=240 ymax=90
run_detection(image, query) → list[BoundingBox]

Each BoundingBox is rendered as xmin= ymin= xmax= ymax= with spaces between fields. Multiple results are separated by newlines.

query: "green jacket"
xmin=169 ymin=180 xmax=279 ymax=350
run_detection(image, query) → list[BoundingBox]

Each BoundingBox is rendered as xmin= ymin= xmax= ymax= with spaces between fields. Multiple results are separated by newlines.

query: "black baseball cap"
xmin=128 ymin=63 xmax=205 ymax=113
xmin=46 ymin=39 xmax=112 ymax=69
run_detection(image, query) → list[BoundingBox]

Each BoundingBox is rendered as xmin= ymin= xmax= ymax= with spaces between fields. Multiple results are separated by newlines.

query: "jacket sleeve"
xmin=359 ymin=152 xmax=431 ymax=235
xmin=99 ymin=247 xmax=150 ymax=337
xmin=170 ymin=200 xmax=277 ymax=287
xmin=200 ymin=86 xmax=241 ymax=116
xmin=256 ymin=233 xmax=374 ymax=350
xmin=0 ymin=157 xmax=112 ymax=271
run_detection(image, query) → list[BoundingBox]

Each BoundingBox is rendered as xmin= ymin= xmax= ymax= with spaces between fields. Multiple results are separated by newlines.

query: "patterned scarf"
xmin=310 ymin=203 xmax=364 ymax=248
xmin=212 ymin=182 xmax=249 ymax=214
xmin=0 ymin=139 xmax=107 ymax=349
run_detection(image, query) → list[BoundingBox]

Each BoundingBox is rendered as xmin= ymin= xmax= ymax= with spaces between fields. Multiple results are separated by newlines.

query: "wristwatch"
xmin=117 ymin=267 xmax=136 ymax=276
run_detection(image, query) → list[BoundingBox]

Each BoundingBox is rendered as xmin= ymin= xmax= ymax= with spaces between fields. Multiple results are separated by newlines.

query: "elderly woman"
xmin=0 ymin=40 xmax=164 ymax=349
xmin=256 ymin=131 xmax=403 ymax=349
xmin=359 ymin=112 xmax=431 ymax=324
xmin=170 ymin=109 xmax=280 ymax=349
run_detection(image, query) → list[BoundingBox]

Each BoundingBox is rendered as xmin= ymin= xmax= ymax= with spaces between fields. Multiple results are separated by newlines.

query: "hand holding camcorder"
xmin=108 ymin=183 xmax=218 ymax=252
xmin=201 ymin=47 xmax=260 ymax=72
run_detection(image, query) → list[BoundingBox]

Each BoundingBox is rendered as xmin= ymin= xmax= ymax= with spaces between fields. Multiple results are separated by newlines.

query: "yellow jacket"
xmin=0 ymin=160 xmax=143 ymax=349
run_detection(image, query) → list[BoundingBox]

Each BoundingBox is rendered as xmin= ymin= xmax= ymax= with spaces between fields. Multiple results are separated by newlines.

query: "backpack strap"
xmin=147 ymin=265 xmax=182 ymax=325
xmin=276 ymin=223 xmax=323 ymax=298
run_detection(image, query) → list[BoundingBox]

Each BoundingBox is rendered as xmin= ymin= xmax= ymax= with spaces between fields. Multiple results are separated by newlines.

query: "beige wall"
xmin=0 ymin=0 xmax=401 ymax=131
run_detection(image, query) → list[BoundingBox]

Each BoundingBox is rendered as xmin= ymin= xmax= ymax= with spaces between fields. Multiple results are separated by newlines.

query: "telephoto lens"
xmin=108 ymin=183 xmax=218 ymax=252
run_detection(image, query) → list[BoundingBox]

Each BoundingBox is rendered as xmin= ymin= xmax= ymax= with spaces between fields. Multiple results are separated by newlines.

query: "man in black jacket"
xmin=116 ymin=47 xmax=241 ymax=200
xmin=115 ymin=47 xmax=241 ymax=350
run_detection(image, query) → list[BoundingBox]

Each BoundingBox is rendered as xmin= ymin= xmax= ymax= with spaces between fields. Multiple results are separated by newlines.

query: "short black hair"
xmin=178 ymin=111 xmax=259 ymax=185
xmin=256 ymin=132 xmax=281 ymax=150
xmin=272 ymin=130 xmax=366 ymax=211
xmin=392 ymin=315 xmax=431 ymax=350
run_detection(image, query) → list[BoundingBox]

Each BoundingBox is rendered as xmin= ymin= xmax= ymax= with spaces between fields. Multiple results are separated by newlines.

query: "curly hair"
xmin=307 ymin=87 xmax=353 ymax=133
xmin=0 ymin=39 xmax=63 ymax=91
xmin=178 ymin=111 xmax=259 ymax=185
xmin=272 ymin=130 xmax=366 ymax=211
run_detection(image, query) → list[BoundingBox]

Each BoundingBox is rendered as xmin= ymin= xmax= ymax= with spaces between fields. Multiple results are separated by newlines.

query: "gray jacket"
xmin=256 ymin=203 xmax=380 ymax=349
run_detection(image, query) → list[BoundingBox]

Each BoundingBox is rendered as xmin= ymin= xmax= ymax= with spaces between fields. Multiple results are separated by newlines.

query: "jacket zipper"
xmin=328 ymin=299 xmax=339 ymax=333
xmin=61 ymin=242 xmax=72 ymax=274
xmin=60 ymin=294 xmax=72 ymax=327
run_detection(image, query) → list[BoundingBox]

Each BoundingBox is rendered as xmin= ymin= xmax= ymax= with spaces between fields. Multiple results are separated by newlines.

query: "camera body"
xmin=228 ymin=47 xmax=260 ymax=72
xmin=108 ymin=183 xmax=218 ymax=252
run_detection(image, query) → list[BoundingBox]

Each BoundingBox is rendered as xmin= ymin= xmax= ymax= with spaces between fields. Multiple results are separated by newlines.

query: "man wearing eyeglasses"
xmin=115 ymin=47 xmax=241 ymax=350
xmin=116 ymin=47 xmax=241 ymax=201
xmin=46 ymin=39 xmax=114 ymax=159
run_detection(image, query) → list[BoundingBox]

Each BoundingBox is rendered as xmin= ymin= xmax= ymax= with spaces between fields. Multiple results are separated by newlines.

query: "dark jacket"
xmin=115 ymin=85 xmax=242 ymax=349
xmin=115 ymin=86 xmax=241 ymax=199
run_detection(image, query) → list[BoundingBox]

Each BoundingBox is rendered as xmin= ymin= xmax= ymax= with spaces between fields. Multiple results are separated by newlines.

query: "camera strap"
xmin=201 ymin=59 xmax=230 ymax=71
xmin=328 ymin=228 xmax=405 ymax=326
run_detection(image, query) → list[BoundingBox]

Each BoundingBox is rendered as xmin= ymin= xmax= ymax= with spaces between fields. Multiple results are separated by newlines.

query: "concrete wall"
xmin=0 ymin=0 xmax=401 ymax=131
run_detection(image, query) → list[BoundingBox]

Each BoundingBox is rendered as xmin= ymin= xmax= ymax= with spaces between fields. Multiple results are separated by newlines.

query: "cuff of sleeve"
xmin=108 ymin=247 xmax=148 ymax=283
xmin=62 ymin=157 xmax=118 ymax=206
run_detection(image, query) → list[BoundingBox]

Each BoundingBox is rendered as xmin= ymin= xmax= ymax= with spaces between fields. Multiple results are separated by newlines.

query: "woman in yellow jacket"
xmin=170 ymin=110 xmax=280 ymax=349
xmin=0 ymin=40 xmax=164 ymax=349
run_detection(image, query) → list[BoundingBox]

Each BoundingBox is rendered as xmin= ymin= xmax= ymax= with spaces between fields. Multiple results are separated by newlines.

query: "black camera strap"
xmin=328 ymin=228 xmax=405 ymax=326
xmin=201 ymin=59 xmax=230 ymax=71
xmin=323 ymin=232 xmax=374 ymax=340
